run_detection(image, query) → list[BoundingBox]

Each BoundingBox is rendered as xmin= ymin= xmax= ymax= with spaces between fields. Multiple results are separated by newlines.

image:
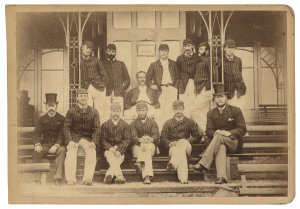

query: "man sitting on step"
xmin=124 ymin=71 xmax=160 ymax=119
xmin=32 ymin=93 xmax=66 ymax=186
xmin=101 ymin=102 xmax=131 ymax=184
xmin=161 ymin=100 xmax=201 ymax=184
xmin=189 ymin=83 xmax=246 ymax=184
xmin=130 ymin=101 xmax=160 ymax=184
xmin=64 ymin=89 xmax=100 ymax=186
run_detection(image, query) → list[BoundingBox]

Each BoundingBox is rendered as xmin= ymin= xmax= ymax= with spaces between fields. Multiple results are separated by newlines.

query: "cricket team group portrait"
xmin=8 ymin=5 xmax=294 ymax=202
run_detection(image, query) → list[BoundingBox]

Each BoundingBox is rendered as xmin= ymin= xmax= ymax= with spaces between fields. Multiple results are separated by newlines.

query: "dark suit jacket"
xmin=146 ymin=59 xmax=179 ymax=98
xmin=124 ymin=86 xmax=160 ymax=110
xmin=32 ymin=113 xmax=65 ymax=146
xmin=206 ymin=104 xmax=247 ymax=152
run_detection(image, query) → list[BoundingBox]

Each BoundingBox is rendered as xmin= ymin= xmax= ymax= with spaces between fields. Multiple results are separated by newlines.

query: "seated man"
xmin=161 ymin=100 xmax=201 ymax=184
xmin=130 ymin=101 xmax=160 ymax=184
xmin=64 ymin=89 xmax=100 ymax=186
xmin=101 ymin=102 xmax=131 ymax=184
xmin=189 ymin=84 xmax=246 ymax=184
xmin=32 ymin=93 xmax=66 ymax=186
xmin=124 ymin=71 xmax=160 ymax=119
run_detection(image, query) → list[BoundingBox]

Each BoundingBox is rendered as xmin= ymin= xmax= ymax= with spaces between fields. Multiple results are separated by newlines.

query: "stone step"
xmin=75 ymin=168 xmax=204 ymax=183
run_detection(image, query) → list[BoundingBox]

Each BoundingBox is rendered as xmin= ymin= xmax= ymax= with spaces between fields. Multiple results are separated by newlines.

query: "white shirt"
xmin=218 ymin=105 xmax=226 ymax=113
xmin=137 ymin=85 xmax=151 ymax=104
xmin=160 ymin=59 xmax=173 ymax=84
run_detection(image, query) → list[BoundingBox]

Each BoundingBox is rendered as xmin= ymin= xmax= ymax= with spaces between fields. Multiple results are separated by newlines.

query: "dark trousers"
xmin=32 ymin=145 xmax=66 ymax=181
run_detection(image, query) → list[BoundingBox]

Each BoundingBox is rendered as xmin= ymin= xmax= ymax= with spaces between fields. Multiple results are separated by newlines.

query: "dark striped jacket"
xmin=223 ymin=55 xmax=246 ymax=99
xmin=194 ymin=56 xmax=212 ymax=95
xmin=63 ymin=105 xmax=101 ymax=146
xmin=161 ymin=116 xmax=201 ymax=149
xmin=102 ymin=59 xmax=131 ymax=97
xmin=176 ymin=53 xmax=201 ymax=94
xmin=80 ymin=56 xmax=108 ymax=92
xmin=146 ymin=59 xmax=179 ymax=97
xmin=32 ymin=113 xmax=65 ymax=146
xmin=100 ymin=119 xmax=131 ymax=154
xmin=206 ymin=104 xmax=247 ymax=152
xmin=130 ymin=117 xmax=160 ymax=146
xmin=124 ymin=86 xmax=160 ymax=110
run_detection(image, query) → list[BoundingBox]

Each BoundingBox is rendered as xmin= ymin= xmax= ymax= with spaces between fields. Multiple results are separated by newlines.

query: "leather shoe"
xmin=189 ymin=163 xmax=205 ymax=173
xmin=115 ymin=176 xmax=126 ymax=184
xmin=66 ymin=180 xmax=76 ymax=186
xmin=180 ymin=179 xmax=189 ymax=184
xmin=166 ymin=162 xmax=175 ymax=171
xmin=215 ymin=177 xmax=227 ymax=184
xmin=82 ymin=179 xmax=93 ymax=186
xmin=104 ymin=174 xmax=113 ymax=184
xmin=143 ymin=176 xmax=151 ymax=184
xmin=134 ymin=162 xmax=142 ymax=174
xmin=54 ymin=179 xmax=62 ymax=186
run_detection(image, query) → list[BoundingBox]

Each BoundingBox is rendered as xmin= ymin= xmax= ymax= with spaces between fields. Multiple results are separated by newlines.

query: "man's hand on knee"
xmin=49 ymin=144 xmax=59 ymax=154
xmin=67 ymin=141 xmax=77 ymax=151
xmin=169 ymin=141 xmax=178 ymax=147
xmin=215 ymin=130 xmax=231 ymax=137
xmin=34 ymin=143 xmax=42 ymax=153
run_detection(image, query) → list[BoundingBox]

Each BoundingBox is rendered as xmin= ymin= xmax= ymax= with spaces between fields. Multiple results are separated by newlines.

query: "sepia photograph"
xmin=6 ymin=4 xmax=295 ymax=204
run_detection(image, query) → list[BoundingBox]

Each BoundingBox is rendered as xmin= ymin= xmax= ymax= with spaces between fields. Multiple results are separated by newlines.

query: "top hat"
xmin=213 ymin=83 xmax=227 ymax=96
xmin=44 ymin=93 xmax=59 ymax=104
xmin=19 ymin=90 xmax=30 ymax=103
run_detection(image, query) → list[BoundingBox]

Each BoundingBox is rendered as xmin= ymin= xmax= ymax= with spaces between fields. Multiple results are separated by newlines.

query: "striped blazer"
xmin=102 ymin=59 xmax=131 ymax=97
xmin=223 ymin=55 xmax=247 ymax=99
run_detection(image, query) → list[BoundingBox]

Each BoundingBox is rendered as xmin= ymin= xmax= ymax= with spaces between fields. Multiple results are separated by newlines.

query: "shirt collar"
xmin=111 ymin=118 xmax=121 ymax=126
xmin=107 ymin=57 xmax=116 ymax=62
xmin=225 ymin=55 xmax=234 ymax=61
xmin=218 ymin=105 xmax=227 ymax=113
xmin=138 ymin=85 xmax=147 ymax=91
xmin=48 ymin=112 xmax=56 ymax=118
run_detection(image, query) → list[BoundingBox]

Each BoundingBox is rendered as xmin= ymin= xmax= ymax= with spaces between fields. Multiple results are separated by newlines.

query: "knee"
xmin=131 ymin=145 xmax=140 ymax=157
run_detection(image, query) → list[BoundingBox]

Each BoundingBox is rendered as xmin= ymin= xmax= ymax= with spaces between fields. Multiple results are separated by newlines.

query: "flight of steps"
xmin=17 ymin=125 xmax=289 ymax=197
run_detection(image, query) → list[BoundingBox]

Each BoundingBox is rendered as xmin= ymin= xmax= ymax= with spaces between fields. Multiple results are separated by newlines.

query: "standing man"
xmin=191 ymin=42 xmax=213 ymax=133
xmin=80 ymin=40 xmax=108 ymax=122
xmin=223 ymin=39 xmax=247 ymax=111
xmin=176 ymin=38 xmax=201 ymax=118
xmin=64 ymin=89 xmax=100 ymax=186
xmin=189 ymin=84 xmax=246 ymax=184
xmin=32 ymin=93 xmax=66 ymax=186
xmin=161 ymin=100 xmax=201 ymax=184
xmin=101 ymin=102 xmax=131 ymax=184
xmin=146 ymin=44 xmax=179 ymax=119
xmin=102 ymin=44 xmax=131 ymax=116
xmin=130 ymin=101 xmax=160 ymax=184
xmin=124 ymin=71 xmax=160 ymax=119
